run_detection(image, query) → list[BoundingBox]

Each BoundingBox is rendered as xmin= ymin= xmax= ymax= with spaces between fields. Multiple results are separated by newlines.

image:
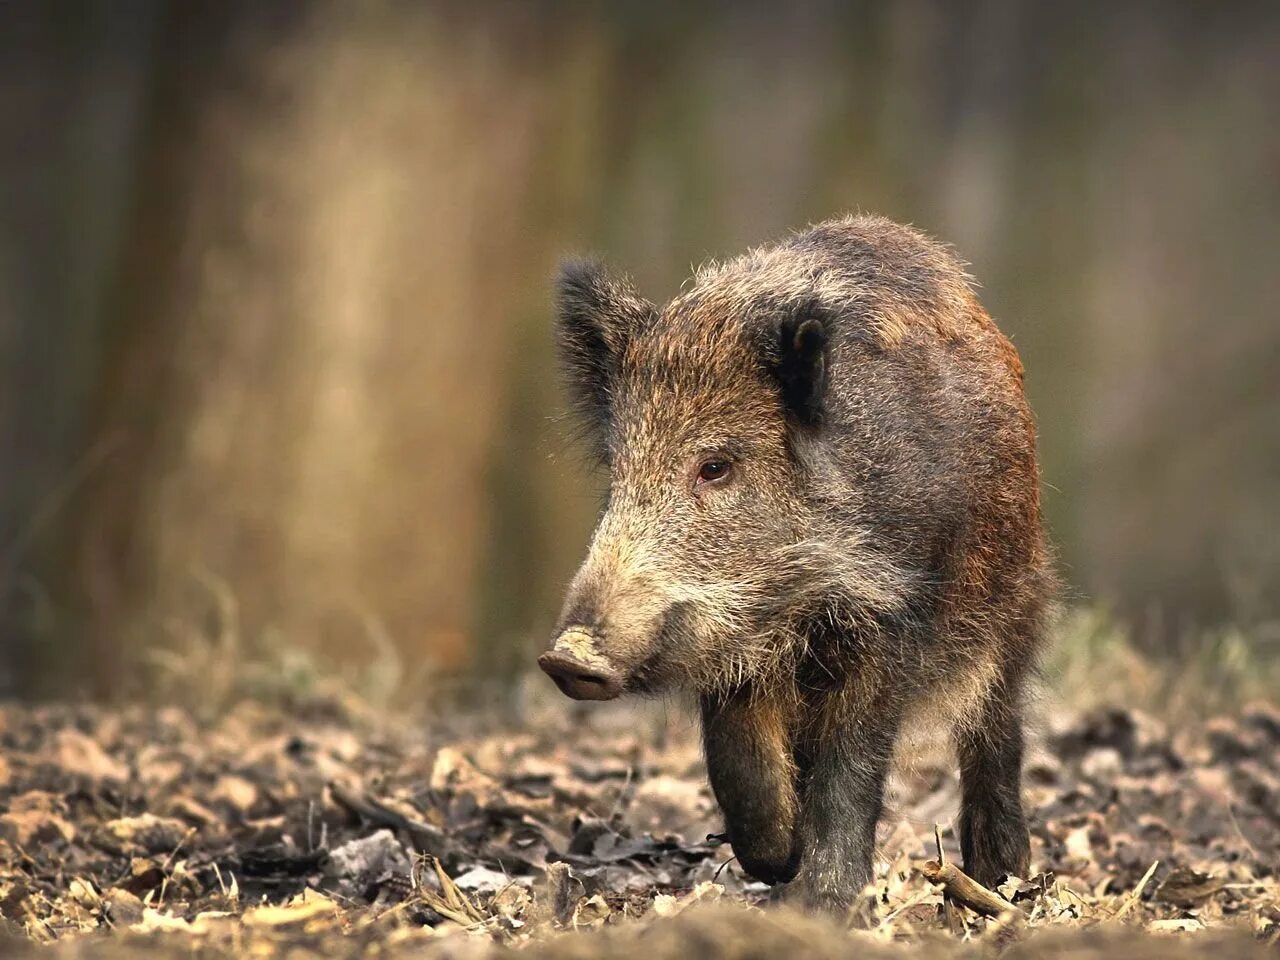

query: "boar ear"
xmin=771 ymin=304 xmax=831 ymax=427
xmin=554 ymin=260 xmax=655 ymax=437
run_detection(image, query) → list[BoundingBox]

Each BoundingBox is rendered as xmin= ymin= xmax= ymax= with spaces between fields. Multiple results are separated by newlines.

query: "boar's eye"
xmin=695 ymin=459 xmax=732 ymax=486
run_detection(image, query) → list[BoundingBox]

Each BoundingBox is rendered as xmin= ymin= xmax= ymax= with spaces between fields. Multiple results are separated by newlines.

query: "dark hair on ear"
xmin=553 ymin=260 xmax=655 ymax=456
xmin=772 ymin=301 xmax=832 ymax=427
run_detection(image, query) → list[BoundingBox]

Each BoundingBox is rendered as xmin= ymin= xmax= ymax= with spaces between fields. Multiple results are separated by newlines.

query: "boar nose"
xmin=537 ymin=650 xmax=622 ymax=701
xmin=537 ymin=637 xmax=623 ymax=701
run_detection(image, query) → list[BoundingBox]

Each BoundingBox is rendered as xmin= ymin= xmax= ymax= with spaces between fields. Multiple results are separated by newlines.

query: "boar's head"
xmin=539 ymin=259 xmax=885 ymax=701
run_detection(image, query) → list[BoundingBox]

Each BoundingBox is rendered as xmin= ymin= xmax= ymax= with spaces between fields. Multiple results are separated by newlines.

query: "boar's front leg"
xmin=955 ymin=674 xmax=1031 ymax=887
xmin=700 ymin=687 xmax=800 ymax=885
xmin=788 ymin=692 xmax=901 ymax=914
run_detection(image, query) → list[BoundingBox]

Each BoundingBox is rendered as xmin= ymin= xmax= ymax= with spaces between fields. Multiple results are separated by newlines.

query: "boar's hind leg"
xmin=701 ymin=689 xmax=800 ymax=885
xmin=788 ymin=696 xmax=901 ymax=914
xmin=955 ymin=675 xmax=1031 ymax=888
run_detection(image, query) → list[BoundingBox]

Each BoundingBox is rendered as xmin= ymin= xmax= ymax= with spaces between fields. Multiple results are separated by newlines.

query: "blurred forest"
xmin=1 ymin=1 xmax=1277 ymax=699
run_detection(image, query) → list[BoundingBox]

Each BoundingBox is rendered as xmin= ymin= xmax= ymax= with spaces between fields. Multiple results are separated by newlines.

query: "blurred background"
xmin=1 ymin=1 xmax=1277 ymax=701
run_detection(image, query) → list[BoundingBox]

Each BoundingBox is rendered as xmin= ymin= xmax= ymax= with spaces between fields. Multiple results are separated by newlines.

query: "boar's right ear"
xmin=770 ymin=303 xmax=832 ymax=428
xmin=554 ymin=260 xmax=655 ymax=446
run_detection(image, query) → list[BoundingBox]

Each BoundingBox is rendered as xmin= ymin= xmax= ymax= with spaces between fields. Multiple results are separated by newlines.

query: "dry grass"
xmin=1046 ymin=607 xmax=1280 ymax=719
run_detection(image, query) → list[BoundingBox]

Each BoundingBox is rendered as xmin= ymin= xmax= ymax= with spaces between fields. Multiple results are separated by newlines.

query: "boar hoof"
xmin=784 ymin=869 xmax=873 ymax=919
xmin=734 ymin=846 xmax=800 ymax=886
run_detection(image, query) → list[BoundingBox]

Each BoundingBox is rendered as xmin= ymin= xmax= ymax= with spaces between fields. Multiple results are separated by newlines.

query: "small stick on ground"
xmin=921 ymin=826 xmax=1013 ymax=919
xmin=921 ymin=859 xmax=1014 ymax=918
xmin=329 ymin=781 xmax=448 ymax=856
xmin=1112 ymin=860 xmax=1159 ymax=921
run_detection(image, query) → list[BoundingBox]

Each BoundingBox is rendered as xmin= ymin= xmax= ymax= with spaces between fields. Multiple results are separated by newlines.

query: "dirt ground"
xmin=1 ymin=685 xmax=1277 ymax=958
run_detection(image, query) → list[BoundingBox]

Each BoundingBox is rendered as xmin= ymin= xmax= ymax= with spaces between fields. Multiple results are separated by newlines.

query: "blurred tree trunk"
xmin=61 ymin=3 xmax=550 ymax=695
xmin=64 ymin=2 xmax=308 ymax=697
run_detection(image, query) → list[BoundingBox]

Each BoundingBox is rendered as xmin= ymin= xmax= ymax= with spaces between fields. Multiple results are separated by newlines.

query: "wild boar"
xmin=538 ymin=214 xmax=1055 ymax=912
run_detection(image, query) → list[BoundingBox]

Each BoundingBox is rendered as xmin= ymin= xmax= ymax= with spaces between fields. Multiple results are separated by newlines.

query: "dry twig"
xmin=920 ymin=859 xmax=1014 ymax=918
xmin=1112 ymin=860 xmax=1159 ymax=921
xmin=329 ymin=782 xmax=448 ymax=856
xmin=921 ymin=827 xmax=1013 ymax=919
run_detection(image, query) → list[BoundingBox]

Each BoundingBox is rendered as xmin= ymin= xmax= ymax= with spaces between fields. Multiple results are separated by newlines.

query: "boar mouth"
xmin=537 ymin=629 xmax=624 ymax=701
xmin=619 ymin=601 xmax=694 ymax=696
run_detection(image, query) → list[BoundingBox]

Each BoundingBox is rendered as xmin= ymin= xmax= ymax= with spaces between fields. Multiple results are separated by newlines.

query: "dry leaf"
xmin=243 ymin=892 xmax=341 ymax=928
xmin=97 ymin=814 xmax=189 ymax=855
xmin=1155 ymin=868 xmax=1228 ymax=907
xmin=573 ymin=893 xmax=611 ymax=929
xmin=67 ymin=877 xmax=101 ymax=910
xmin=55 ymin=728 xmax=128 ymax=782
xmin=210 ymin=775 xmax=258 ymax=813
xmin=0 ymin=808 xmax=76 ymax=846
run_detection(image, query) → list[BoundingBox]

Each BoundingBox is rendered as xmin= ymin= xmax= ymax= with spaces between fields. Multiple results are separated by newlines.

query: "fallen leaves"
xmin=0 ymin=794 xmax=77 ymax=846
xmin=0 ymin=697 xmax=1275 ymax=959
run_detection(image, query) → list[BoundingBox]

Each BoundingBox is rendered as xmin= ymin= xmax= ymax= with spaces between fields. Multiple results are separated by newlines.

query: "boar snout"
xmin=538 ymin=629 xmax=623 ymax=701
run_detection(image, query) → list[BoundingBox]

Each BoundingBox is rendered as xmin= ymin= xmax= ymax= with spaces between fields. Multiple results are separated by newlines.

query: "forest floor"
xmin=1 ymin=674 xmax=1278 ymax=958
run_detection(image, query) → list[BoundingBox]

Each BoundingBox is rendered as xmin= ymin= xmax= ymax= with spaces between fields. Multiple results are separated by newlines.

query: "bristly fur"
xmin=545 ymin=213 xmax=1057 ymax=911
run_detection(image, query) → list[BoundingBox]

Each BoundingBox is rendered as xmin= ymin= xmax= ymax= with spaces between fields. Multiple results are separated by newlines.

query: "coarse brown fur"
xmin=542 ymin=214 xmax=1056 ymax=913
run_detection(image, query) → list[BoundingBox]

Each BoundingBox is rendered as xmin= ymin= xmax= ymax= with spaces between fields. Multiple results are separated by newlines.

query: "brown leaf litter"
xmin=0 ymin=696 xmax=1276 ymax=958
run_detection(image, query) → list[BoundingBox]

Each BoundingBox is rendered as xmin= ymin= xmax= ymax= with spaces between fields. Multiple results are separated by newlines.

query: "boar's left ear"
xmin=769 ymin=303 xmax=831 ymax=427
